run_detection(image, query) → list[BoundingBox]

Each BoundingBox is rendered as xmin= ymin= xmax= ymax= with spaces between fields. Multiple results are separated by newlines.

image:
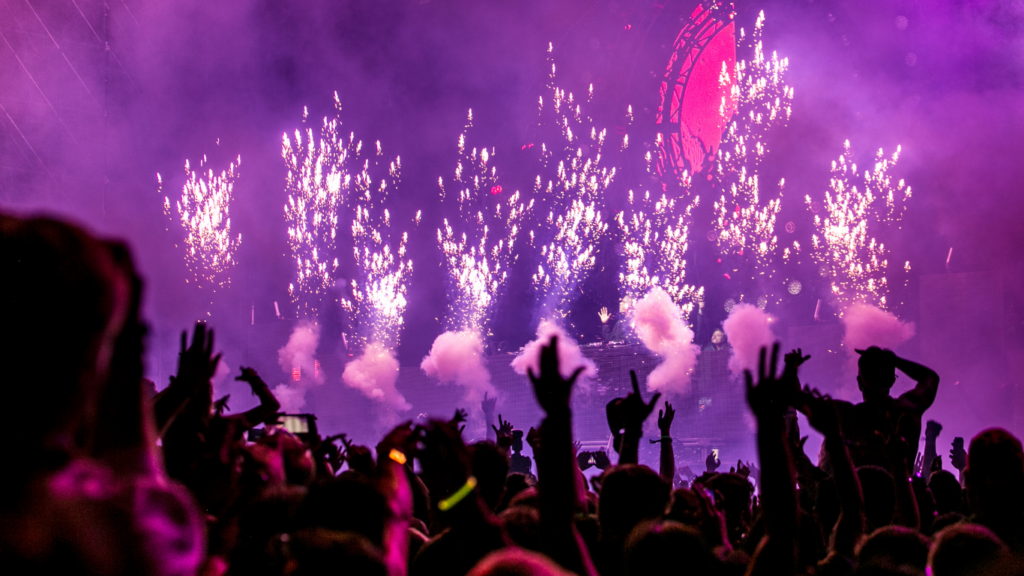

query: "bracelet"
xmin=438 ymin=476 xmax=477 ymax=511
xmin=649 ymin=436 xmax=673 ymax=444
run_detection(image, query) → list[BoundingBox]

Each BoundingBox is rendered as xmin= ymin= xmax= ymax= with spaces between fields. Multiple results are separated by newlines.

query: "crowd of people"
xmin=3 ymin=213 xmax=1022 ymax=576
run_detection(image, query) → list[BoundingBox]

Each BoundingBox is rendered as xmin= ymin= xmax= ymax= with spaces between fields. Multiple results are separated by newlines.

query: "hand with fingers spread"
xmin=527 ymin=336 xmax=586 ymax=416
xmin=492 ymin=415 xmax=513 ymax=440
xmin=177 ymin=322 xmax=221 ymax=395
xmin=592 ymin=450 xmax=611 ymax=470
xmin=801 ymin=386 xmax=842 ymax=440
xmin=745 ymin=342 xmax=787 ymax=420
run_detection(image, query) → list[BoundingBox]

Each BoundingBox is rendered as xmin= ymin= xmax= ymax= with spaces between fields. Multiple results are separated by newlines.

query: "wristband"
xmin=388 ymin=448 xmax=407 ymax=465
xmin=649 ymin=436 xmax=673 ymax=444
xmin=438 ymin=476 xmax=477 ymax=511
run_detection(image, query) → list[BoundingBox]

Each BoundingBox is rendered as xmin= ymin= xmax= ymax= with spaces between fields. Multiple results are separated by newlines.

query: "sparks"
xmin=437 ymin=110 xmax=531 ymax=333
xmin=161 ymin=154 xmax=242 ymax=293
xmin=806 ymin=140 xmax=912 ymax=312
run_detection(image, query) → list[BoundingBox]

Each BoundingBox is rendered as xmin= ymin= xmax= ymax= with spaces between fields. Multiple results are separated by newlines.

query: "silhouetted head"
xmin=285 ymin=528 xmax=387 ymax=576
xmin=625 ymin=520 xmax=715 ymax=576
xmin=965 ymin=428 xmax=1024 ymax=521
xmin=857 ymin=465 xmax=896 ymax=529
xmin=598 ymin=465 xmax=671 ymax=543
xmin=927 ymin=523 xmax=1009 ymax=576
xmin=701 ymin=473 xmax=754 ymax=543
xmin=298 ymin=472 xmax=388 ymax=546
xmin=856 ymin=526 xmax=931 ymax=574
xmin=856 ymin=347 xmax=897 ymax=401
xmin=0 ymin=215 xmax=134 ymax=468
xmin=928 ymin=470 xmax=963 ymax=515
xmin=470 ymin=440 xmax=510 ymax=511
xmin=466 ymin=547 xmax=574 ymax=576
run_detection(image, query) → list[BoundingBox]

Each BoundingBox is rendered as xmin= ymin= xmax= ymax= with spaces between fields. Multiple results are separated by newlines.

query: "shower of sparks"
xmin=437 ymin=110 xmax=532 ymax=332
xmin=806 ymin=140 xmax=912 ymax=312
xmin=616 ymin=187 xmax=704 ymax=321
xmin=341 ymin=143 xmax=414 ymax=351
xmin=710 ymin=11 xmax=793 ymax=296
xmin=530 ymin=44 xmax=616 ymax=320
xmin=283 ymin=93 xmax=351 ymax=319
xmin=160 ymin=154 xmax=242 ymax=292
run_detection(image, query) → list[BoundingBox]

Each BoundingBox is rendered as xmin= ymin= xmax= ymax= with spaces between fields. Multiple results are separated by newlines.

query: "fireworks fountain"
xmin=282 ymin=93 xmax=350 ymax=321
xmin=159 ymin=154 xmax=242 ymax=304
xmin=710 ymin=10 xmax=793 ymax=307
xmin=338 ymin=133 xmax=415 ymax=417
xmin=422 ymin=112 xmax=532 ymax=413
xmin=806 ymin=140 xmax=912 ymax=313
xmin=529 ymin=44 xmax=616 ymax=325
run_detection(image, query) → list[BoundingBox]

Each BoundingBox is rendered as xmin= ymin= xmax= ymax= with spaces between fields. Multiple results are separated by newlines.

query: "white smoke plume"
xmin=633 ymin=288 xmax=701 ymax=395
xmin=342 ymin=341 xmax=410 ymax=412
xmin=842 ymin=302 xmax=916 ymax=353
xmin=722 ymin=303 xmax=776 ymax=377
xmin=421 ymin=329 xmax=495 ymax=407
xmin=273 ymin=321 xmax=324 ymax=412
xmin=511 ymin=320 xmax=596 ymax=390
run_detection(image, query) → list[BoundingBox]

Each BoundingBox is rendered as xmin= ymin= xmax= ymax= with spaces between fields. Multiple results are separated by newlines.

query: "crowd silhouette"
xmin=2 ymin=213 xmax=1021 ymax=576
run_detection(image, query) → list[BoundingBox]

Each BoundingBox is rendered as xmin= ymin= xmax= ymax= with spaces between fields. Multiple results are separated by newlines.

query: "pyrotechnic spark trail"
xmin=806 ymin=140 xmax=912 ymax=312
xmin=160 ymin=154 xmax=241 ymax=293
xmin=437 ymin=110 xmax=532 ymax=332
xmin=616 ymin=186 xmax=704 ymax=321
xmin=530 ymin=44 xmax=615 ymax=320
xmin=710 ymin=10 xmax=793 ymax=298
xmin=341 ymin=141 xmax=414 ymax=351
xmin=283 ymin=93 xmax=350 ymax=319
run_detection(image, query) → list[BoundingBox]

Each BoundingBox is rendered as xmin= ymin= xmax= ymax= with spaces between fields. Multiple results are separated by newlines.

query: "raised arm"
xmin=376 ymin=423 xmax=416 ymax=576
xmin=893 ymin=353 xmax=940 ymax=409
xmin=528 ymin=336 xmax=598 ymax=576
xmin=746 ymin=344 xmax=799 ymax=576
xmin=482 ymin=393 xmax=497 ymax=442
xmin=229 ymin=367 xmax=281 ymax=429
xmin=657 ymin=401 xmax=676 ymax=484
xmin=799 ymin=388 xmax=864 ymax=561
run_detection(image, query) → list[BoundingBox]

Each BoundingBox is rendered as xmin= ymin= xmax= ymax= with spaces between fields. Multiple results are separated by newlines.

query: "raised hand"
xmin=950 ymin=437 xmax=967 ymax=471
xmin=577 ymin=451 xmax=593 ymax=471
xmin=800 ymin=387 xmax=841 ymax=439
xmin=658 ymin=401 xmax=675 ymax=436
xmin=926 ymin=420 xmax=943 ymax=439
xmin=593 ymin=450 xmax=611 ymax=470
xmin=528 ymin=336 xmax=586 ymax=415
xmin=745 ymin=342 xmax=787 ymax=419
xmin=784 ymin=348 xmax=811 ymax=369
xmin=526 ymin=426 xmax=541 ymax=453
xmin=930 ymin=455 xmax=943 ymax=473
xmin=492 ymin=415 xmax=513 ymax=439
xmin=705 ymin=451 xmax=721 ymax=473
xmin=450 ymin=408 xmax=468 ymax=425
xmin=481 ymin=392 xmax=497 ymax=419
xmin=621 ymin=370 xmax=661 ymax=431
xmin=736 ymin=460 xmax=750 ymax=478
xmin=213 ymin=395 xmax=230 ymax=416
xmin=176 ymin=322 xmax=221 ymax=392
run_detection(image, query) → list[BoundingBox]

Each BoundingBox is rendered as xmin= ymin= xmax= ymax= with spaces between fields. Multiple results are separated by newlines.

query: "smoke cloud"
xmin=273 ymin=321 xmax=324 ymax=413
xmin=343 ymin=342 xmax=410 ymax=412
xmin=511 ymin=320 xmax=597 ymax=389
xmin=421 ymin=329 xmax=496 ymax=407
xmin=722 ymin=303 xmax=777 ymax=377
xmin=633 ymin=287 xmax=700 ymax=395
xmin=842 ymin=302 xmax=916 ymax=353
